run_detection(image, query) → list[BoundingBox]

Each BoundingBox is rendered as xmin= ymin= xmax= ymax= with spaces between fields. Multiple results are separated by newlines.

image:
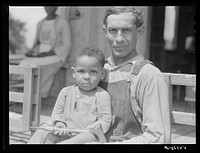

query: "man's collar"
xmin=106 ymin=54 xmax=144 ymax=71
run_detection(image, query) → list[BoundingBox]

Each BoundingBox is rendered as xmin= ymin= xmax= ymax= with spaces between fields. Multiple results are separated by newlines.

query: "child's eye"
xmin=91 ymin=70 xmax=98 ymax=74
xmin=77 ymin=69 xmax=85 ymax=73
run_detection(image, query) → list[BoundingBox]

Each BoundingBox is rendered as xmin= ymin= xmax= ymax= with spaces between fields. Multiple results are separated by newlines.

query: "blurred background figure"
xmin=18 ymin=6 xmax=72 ymax=98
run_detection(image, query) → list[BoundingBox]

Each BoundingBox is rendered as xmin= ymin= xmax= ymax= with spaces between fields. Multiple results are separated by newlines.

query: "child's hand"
xmin=55 ymin=122 xmax=66 ymax=128
xmin=53 ymin=122 xmax=68 ymax=137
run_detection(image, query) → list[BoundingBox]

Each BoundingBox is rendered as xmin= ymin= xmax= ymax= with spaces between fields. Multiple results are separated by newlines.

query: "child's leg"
xmin=43 ymin=133 xmax=61 ymax=144
xmin=27 ymin=124 xmax=60 ymax=144
xmin=57 ymin=132 xmax=97 ymax=144
xmin=27 ymin=129 xmax=55 ymax=144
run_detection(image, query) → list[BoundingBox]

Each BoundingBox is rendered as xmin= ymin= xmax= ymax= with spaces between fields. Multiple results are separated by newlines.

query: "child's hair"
xmin=76 ymin=46 xmax=106 ymax=68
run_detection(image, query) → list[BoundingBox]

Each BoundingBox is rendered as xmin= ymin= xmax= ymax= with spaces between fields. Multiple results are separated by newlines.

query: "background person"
xmin=20 ymin=6 xmax=71 ymax=98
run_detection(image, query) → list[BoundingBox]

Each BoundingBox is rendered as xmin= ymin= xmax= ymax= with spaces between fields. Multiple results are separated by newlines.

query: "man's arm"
xmin=129 ymin=66 xmax=170 ymax=144
xmin=112 ymin=66 xmax=171 ymax=144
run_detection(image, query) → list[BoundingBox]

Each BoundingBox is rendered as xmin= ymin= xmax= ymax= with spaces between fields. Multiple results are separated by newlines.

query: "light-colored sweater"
xmin=48 ymin=85 xmax=112 ymax=134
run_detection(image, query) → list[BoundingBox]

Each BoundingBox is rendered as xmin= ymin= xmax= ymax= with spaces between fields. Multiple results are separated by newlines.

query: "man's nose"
xmin=115 ymin=30 xmax=124 ymax=42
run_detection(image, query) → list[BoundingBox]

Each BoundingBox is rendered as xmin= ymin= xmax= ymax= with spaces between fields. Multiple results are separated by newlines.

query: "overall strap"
xmin=131 ymin=59 xmax=153 ymax=76
xmin=128 ymin=59 xmax=153 ymax=127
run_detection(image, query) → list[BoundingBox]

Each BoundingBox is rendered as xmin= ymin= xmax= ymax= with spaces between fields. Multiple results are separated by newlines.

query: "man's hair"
xmin=103 ymin=6 xmax=144 ymax=28
xmin=76 ymin=46 xmax=106 ymax=68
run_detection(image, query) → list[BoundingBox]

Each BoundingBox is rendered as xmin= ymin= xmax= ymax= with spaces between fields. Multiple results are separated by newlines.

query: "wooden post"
xmin=23 ymin=66 xmax=34 ymax=130
xmin=31 ymin=67 xmax=41 ymax=128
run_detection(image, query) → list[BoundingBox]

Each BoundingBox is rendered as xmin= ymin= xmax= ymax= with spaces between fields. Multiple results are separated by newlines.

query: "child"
xmin=28 ymin=46 xmax=112 ymax=144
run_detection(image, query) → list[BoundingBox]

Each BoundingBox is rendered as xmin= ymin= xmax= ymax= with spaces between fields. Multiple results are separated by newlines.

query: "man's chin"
xmin=113 ymin=51 xmax=126 ymax=58
xmin=112 ymin=48 xmax=126 ymax=55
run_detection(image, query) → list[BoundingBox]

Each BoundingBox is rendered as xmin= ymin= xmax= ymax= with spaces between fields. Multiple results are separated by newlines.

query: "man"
xmin=20 ymin=6 xmax=71 ymax=98
xmin=99 ymin=6 xmax=171 ymax=144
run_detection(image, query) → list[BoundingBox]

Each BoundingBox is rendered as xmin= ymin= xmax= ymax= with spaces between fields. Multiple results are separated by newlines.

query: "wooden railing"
xmin=9 ymin=65 xmax=41 ymax=132
xmin=163 ymin=73 xmax=196 ymax=126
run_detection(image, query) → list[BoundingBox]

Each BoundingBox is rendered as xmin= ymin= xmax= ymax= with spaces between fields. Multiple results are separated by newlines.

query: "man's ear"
xmin=102 ymin=25 xmax=107 ymax=36
xmin=137 ymin=26 xmax=145 ymax=39
xmin=71 ymin=67 xmax=75 ymax=78
xmin=100 ymin=68 xmax=106 ymax=80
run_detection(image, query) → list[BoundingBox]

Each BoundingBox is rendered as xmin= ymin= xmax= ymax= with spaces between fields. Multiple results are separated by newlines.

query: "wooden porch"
xmin=9 ymin=98 xmax=196 ymax=144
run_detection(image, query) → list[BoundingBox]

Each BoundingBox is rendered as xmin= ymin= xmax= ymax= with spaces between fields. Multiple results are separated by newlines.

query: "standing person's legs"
xmin=19 ymin=56 xmax=63 ymax=98
xmin=39 ymin=61 xmax=63 ymax=98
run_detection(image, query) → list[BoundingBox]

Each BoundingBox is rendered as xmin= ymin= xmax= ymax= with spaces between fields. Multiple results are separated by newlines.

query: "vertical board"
xmin=23 ymin=67 xmax=33 ymax=130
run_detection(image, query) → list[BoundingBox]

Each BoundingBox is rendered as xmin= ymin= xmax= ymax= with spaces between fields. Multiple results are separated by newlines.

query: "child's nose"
xmin=84 ymin=73 xmax=91 ymax=79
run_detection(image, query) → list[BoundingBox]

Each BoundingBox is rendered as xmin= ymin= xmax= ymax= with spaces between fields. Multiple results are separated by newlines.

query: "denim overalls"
xmin=99 ymin=60 xmax=152 ymax=142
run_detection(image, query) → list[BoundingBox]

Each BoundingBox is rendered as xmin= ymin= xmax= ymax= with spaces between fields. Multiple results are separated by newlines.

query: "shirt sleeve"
xmin=89 ymin=88 xmax=112 ymax=134
xmin=31 ymin=19 xmax=43 ymax=53
xmin=54 ymin=17 xmax=72 ymax=64
xmin=121 ymin=65 xmax=171 ymax=144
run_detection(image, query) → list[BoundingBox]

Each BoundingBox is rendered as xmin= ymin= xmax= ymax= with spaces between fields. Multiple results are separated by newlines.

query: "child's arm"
xmin=86 ymin=90 xmax=112 ymax=134
xmin=47 ymin=87 xmax=69 ymax=126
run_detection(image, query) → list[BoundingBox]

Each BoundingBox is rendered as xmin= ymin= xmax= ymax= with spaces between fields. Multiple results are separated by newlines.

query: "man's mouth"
xmin=113 ymin=46 xmax=127 ymax=50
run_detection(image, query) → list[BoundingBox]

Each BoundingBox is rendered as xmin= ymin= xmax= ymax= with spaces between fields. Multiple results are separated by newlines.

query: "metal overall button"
xmin=120 ymin=100 xmax=124 ymax=106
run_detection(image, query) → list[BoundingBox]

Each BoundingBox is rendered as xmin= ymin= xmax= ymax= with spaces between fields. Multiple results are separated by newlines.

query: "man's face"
xmin=104 ymin=12 xmax=138 ymax=58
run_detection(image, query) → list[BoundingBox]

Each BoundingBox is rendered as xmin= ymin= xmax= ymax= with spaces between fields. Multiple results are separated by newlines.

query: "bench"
xmin=9 ymin=54 xmax=68 ymax=101
xmin=163 ymin=73 xmax=196 ymax=126
xmin=9 ymin=65 xmax=41 ymax=133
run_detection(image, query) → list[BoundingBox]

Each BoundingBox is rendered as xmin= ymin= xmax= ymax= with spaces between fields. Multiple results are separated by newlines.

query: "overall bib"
xmin=99 ymin=60 xmax=152 ymax=142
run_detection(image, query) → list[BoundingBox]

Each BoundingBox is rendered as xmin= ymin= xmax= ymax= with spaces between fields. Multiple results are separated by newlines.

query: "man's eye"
xmin=77 ymin=70 xmax=84 ymax=73
xmin=109 ymin=29 xmax=117 ymax=33
xmin=122 ymin=29 xmax=132 ymax=33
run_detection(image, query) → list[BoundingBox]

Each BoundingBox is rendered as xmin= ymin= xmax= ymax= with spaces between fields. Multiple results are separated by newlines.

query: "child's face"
xmin=72 ymin=55 xmax=105 ymax=92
